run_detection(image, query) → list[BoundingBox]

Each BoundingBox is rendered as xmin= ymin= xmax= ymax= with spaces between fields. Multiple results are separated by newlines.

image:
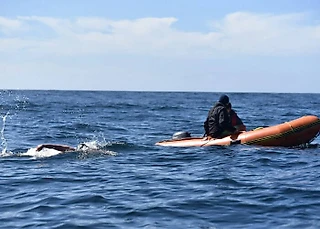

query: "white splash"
xmin=20 ymin=147 xmax=64 ymax=159
xmin=0 ymin=112 xmax=9 ymax=154
xmin=0 ymin=150 xmax=13 ymax=157
xmin=19 ymin=140 xmax=117 ymax=159
xmin=76 ymin=140 xmax=117 ymax=156
xmin=76 ymin=140 xmax=100 ymax=151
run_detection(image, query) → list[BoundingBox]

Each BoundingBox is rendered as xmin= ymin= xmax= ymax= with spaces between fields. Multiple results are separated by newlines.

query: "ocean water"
xmin=0 ymin=90 xmax=319 ymax=229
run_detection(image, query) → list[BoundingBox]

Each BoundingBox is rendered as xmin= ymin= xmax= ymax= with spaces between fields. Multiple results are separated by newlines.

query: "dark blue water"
xmin=0 ymin=90 xmax=319 ymax=229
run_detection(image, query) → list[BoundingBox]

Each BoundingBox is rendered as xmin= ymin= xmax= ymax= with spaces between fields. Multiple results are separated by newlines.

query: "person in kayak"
xmin=226 ymin=102 xmax=246 ymax=131
xmin=204 ymin=94 xmax=239 ymax=139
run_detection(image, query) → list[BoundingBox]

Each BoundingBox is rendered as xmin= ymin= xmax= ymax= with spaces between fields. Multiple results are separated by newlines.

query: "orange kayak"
xmin=155 ymin=115 xmax=320 ymax=147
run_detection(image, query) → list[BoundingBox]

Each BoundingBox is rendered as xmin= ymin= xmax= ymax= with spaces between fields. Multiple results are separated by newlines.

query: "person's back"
xmin=204 ymin=94 xmax=237 ymax=138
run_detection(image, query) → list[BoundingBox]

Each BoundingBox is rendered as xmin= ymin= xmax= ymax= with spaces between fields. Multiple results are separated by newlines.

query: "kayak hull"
xmin=155 ymin=115 xmax=320 ymax=147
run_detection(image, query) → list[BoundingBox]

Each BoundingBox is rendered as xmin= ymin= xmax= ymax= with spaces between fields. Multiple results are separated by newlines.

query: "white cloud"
xmin=0 ymin=12 xmax=319 ymax=57
xmin=0 ymin=17 xmax=25 ymax=34
xmin=210 ymin=12 xmax=320 ymax=55
xmin=1 ymin=12 xmax=320 ymax=92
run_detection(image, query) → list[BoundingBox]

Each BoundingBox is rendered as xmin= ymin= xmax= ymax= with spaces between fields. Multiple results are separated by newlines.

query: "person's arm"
xmin=203 ymin=119 xmax=209 ymax=136
xmin=36 ymin=144 xmax=75 ymax=152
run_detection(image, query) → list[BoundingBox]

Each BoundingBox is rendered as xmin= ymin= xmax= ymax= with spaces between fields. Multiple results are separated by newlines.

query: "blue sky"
xmin=1 ymin=0 xmax=320 ymax=92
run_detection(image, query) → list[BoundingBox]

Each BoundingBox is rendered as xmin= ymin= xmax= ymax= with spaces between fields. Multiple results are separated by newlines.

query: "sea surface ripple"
xmin=0 ymin=90 xmax=319 ymax=228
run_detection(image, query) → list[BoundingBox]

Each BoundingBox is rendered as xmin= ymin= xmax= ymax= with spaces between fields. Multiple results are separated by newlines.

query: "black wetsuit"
xmin=204 ymin=102 xmax=236 ymax=138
